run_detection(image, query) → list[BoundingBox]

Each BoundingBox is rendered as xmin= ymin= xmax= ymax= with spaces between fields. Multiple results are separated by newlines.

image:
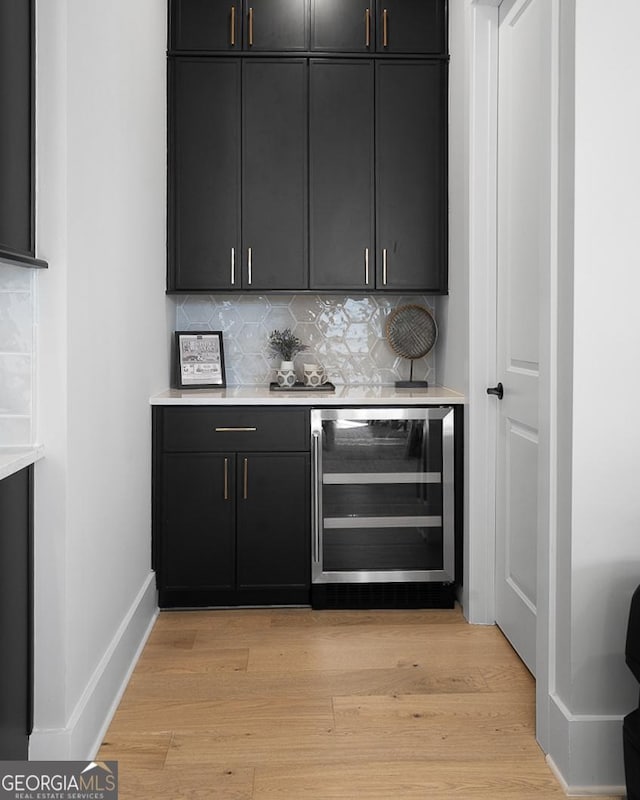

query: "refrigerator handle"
xmin=312 ymin=430 xmax=321 ymax=564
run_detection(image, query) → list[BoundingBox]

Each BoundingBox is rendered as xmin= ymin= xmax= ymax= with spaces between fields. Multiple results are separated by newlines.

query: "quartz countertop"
xmin=0 ymin=445 xmax=44 ymax=482
xmin=150 ymin=385 xmax=465 ymax=406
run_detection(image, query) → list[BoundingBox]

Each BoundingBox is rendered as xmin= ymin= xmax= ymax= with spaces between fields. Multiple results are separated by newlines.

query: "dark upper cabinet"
xmin=376 ymin=60 xmax=447 ymax=292
xmin=309 ymin=60 xmax=374 ymax=291
xmin=243 ymin=0 xmax=308 ymax=51
xmin=310 ymin=0 xmax=446 ymax=54
xmin=168 ymin=58 xmax=241 ymax=291
xmin=168 ymin=58 xmax=307 ymax=291
xmin=375 ymin=0 xmax=446 ymax=54
xmin=310 ymin=0 xmax=374 ymax=53
xmin=242 ymin=59 xmax=308 ymax=290
xmin=0 ymin=0 xmax=45 ymax=268
xmin=310 ymin=59 xmax=446 ymax=292
xmin=170 ymin=0 xmax=240 ymax=51
xmin=170 ymin=0 xmax=308 ymax=52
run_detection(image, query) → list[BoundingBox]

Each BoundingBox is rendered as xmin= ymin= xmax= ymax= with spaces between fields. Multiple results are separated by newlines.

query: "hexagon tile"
xmin=175 ymin=294 xmax=436 ymax=386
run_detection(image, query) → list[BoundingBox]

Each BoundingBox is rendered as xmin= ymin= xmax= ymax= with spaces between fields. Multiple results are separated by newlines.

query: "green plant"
xmin=268 ymin=328 xmax=308 ymax=361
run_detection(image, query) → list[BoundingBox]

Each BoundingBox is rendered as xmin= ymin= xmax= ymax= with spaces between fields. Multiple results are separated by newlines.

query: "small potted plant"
xmin=268 ymin=328 xmax=308 ymax=387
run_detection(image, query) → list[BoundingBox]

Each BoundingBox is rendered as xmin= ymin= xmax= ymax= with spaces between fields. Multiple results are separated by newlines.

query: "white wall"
xmin=546 ymin=0 xmax=640 ymax=790
xmin=31 ymin=0 xmax=171 ymax=759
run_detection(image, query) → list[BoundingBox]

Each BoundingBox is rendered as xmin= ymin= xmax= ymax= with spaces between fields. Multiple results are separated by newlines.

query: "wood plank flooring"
xmin=98 ymin=607 xmax=621 ymax=799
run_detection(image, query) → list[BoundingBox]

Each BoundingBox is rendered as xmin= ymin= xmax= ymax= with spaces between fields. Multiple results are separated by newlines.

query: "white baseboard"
xmin=546 ymin=693 xmax=627 ymax=796
xmin=29 ymin=572 xmax=158 ymax=761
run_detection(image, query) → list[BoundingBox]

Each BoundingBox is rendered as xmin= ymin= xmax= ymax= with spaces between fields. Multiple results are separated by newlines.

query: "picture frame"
xmin=174 ymin=331 xmax=226 ymax=389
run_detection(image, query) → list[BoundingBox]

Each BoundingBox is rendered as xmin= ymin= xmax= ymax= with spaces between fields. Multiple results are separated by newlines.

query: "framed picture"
xmin=174 ymin=331 xmax=226 ymax=389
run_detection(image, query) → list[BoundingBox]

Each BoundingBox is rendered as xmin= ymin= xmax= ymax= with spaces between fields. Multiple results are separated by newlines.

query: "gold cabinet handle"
xmin=223 ymin=457 xmax=229 ymax=500
xmin=230 ymin=247 xmax=235 ymax=285
xmin=248 ymin=7 xmax=254 ymax=46
xmin=382 ymin=248 xmax=388 ymax=285
xmin=230 ymin=5 xmax=236 ymax=46
xmin=214 ymin=427 xmax=257 ymax=432
xmin=364 ymin=247 xmax=369 ymax=284
xmin=365 ymin=8 xmax=371 ymax=48
xmin=247 ymin=246 xmax=252 ymax=285
xmin=243 ymin=458 xmax=248 ymax=500
xmin=383 ymin=8 xmax=388 ymax=47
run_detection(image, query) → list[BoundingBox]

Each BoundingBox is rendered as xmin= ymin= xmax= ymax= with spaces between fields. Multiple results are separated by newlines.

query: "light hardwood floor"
xmin=99 ymin=607 xmax=622 ymax=799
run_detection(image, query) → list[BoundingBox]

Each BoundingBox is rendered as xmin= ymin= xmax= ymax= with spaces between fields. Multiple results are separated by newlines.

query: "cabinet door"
xmin=160 ymin=453 xmax=236 ymax=590
xmin=236 ymin=453 xmax=309 ymax=593
xmin=242 ymin=60 xmax=308 ymax=290
xmin=0 ymin=0 xmax=33 ymax=258
xmin=375 ymin=0 xmax=446 ymax=55
xmin=376 ymin=60 xmax=447 ymax=292
xmin=309 ymin=60 xmax=374 ymax=291
xmin=243 ymin=0 xmax=308 ymax=51
xmin=0 ymin=468 xmax=31 ymax=760
xmin=310 ymin=0 xmax=373 ymax=53
xmin=170 ymin=0 xmax=241 ymax=51
xmin=168 ymin=59 xmax=241 ymax=291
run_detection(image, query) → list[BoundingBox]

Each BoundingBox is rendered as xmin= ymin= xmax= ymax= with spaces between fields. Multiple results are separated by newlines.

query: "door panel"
xmin=310 ymin=0 xmax=373 ymax=52
xmin=375 ymin=0 xmax=446 ymax=55
xmin=309 ymin=60 xmax=374 ymax=290
xmin=0 ymin=0 xmax=33 ymax=256
xmin=236 ymin=453 xmax=309 ymax=590
xmin=495 ymin=0 xmax=552 ymax=675
xmin=170 ymin=0 xmax=240 ymax=51
xmin=242 ymin=59 xmax=308 ymax=290
xmin=376 ymin=61 xmax=446 ymax=291
xmin=169 ymin=59 xmax=241 ymax=290
xmin=161 ymin=453 xmax=235 ymax=590
xmin=243 ymin=0 xmax=308 ymax=51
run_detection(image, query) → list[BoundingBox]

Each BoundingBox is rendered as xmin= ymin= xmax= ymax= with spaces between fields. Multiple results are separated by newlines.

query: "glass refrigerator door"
xmin=311 ymin=407 xmax=455 ymax=584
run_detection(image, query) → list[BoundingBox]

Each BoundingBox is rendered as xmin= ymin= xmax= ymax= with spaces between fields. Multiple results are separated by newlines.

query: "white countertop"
xmin=151 ymin=385 xmax=465 ymax=406
xmin=0 ymin=445 xmax=44 ymax=482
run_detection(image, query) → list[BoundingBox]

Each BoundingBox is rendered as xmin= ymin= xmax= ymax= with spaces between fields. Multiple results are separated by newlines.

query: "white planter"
xmin=276 ymin=360 xmax=296 ymax=387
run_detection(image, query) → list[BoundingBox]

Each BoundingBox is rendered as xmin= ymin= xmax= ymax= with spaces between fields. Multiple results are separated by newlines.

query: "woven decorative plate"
xmin=385 ymin=304 xmax=438 ymax=360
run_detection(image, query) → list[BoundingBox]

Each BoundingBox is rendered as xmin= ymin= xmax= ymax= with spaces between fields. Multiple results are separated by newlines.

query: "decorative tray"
xmin=269 ymin=382 xmax=336 ymax=392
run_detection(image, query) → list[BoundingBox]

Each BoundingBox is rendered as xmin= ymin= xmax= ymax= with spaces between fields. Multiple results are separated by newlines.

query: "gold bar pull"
xmin=365 ymin=8 xmax=370 ymax=48
xmin=364 ymin=247 xmax=369 ymax=284
xmin=215 ymin=426 xmax=257 ymax=432
xmin=382 ymin=248 xmax=388 ymax=285
xmin=223 ymin=457 xmax=229 ymax=500
xmin=248 ymin=7 xmax=254 ymax=46
xmin=383 ymin=8 xmax=388 ymax=48
xmin=243 ymin=458 xmax=248 ymax=500
xmin=247 ymin=246 xmax=252 ymax=285
xmin=230 ymin=5 xmax=236 ymax=46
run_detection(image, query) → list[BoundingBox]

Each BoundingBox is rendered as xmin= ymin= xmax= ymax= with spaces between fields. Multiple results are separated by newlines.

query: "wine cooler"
xmin=310 ymin=407 xmax=456 ymax=607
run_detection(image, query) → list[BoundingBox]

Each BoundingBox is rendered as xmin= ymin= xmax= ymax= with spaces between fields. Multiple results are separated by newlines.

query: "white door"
xmin=493 ymin=0 xmax=553 ymax=675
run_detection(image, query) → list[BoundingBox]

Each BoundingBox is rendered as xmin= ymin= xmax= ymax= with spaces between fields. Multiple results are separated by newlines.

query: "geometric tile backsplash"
xmin=0 ymin=264 xmax=36 ymax=446
xmin=176 ymin=294 xmax=436 ymax=386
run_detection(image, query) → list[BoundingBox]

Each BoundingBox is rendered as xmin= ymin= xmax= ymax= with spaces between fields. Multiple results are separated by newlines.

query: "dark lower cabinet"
xmin=0 ymin=466 xmax=32 ymax=760
xmin=154 ymin=407 xmax=310 ymax=607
